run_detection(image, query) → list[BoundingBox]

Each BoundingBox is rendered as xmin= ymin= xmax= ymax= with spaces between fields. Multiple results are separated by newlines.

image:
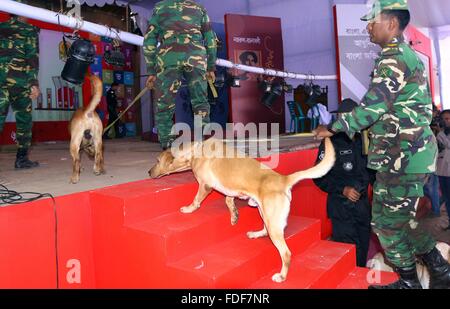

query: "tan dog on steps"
xmin=148 ymin=137 xmax=335 ymax=282
xmin=68 ymin=75 xmax=105 ymax=184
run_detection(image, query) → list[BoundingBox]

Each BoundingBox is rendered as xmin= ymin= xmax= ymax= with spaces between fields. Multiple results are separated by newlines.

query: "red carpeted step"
xmin=336 ymin=267 xmax=399 ymax=289
xmin=125 ymin=199 xmax=263 ymax=262
xmin=165 ymin=216 xmax=322 ymax=288
xmin=249 ymin=240 xmax=356 ymax=289
xmin=90 ymin=172 xmax=223 ymax=225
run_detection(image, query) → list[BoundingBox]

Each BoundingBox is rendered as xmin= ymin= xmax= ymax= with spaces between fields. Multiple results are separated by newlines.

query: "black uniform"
xmin=313 ymin=132 xmax=374 ymax=267
xmin=105 ymin=87 xmax=120 ymax=138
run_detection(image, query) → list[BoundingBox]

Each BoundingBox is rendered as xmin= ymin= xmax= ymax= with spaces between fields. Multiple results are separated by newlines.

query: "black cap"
xmin=331 ymin=98 xmax=358 ymax=113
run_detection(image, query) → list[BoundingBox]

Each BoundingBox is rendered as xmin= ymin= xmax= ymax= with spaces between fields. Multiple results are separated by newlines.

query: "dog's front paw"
xmin=69 ymin=176 xmax=80 ymax=184
xmin=271 ymin=273 xmax=286 ymax=283
xmin=247 ymin=231 xmax=257 ymax=239
xmin=247 ymin=229 xmax=267 ymax=239
xmin=248 ymin=199 xmax=258 ymax=207
xmin=180 ymin=205 xmax=199 ymax=213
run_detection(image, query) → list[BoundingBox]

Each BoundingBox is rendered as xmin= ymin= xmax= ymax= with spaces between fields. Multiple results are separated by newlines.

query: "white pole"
xmin=216 ymin=59 xmax=337 ymax=80
xmin=0 ymin=0 xmax=337 ymax=81
xmin=0 ymin=0 xmax=144 ymax=45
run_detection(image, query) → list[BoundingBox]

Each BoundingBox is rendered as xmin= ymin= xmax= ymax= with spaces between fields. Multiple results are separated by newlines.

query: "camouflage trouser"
xmin=0 ymin=64 xmax=33 ymax=149
xmin=372 ymin=172 xmax=436 ymax=268
xmin=153 ymin=65 xmax=209 ymax=148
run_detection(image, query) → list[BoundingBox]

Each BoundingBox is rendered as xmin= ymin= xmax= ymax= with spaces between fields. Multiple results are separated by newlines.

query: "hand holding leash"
xmin=207 ymin=71 xmax=215 ymax=83
xmin=146 ymin=75 xmax=156 ymax=89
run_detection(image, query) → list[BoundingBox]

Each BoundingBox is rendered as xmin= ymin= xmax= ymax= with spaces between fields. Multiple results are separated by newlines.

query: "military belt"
xmin=161 ymin=34 xmax=203 ymax=45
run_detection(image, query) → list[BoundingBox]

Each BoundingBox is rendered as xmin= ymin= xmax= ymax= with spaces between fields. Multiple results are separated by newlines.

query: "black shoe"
xmin=14 ymin=148 xmax=39 ymax=169
xmin=368 ymin=265 xmax=422 ymax=289
xmin=419 ymin=247 xmax=450 ymax=289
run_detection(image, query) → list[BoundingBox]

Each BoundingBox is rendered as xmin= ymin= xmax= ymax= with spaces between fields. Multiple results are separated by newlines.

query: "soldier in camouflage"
xmin=143 ymin=0 xmax=217 ymax=149
xmin=0 ymin=4 xmax=40 ymax=169
xmin=314 ymin=0 xmax=450 ymax=289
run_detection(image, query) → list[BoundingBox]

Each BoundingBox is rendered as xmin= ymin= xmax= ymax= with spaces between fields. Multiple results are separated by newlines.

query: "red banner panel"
xmin=225 ymin=14 xmax=285 ymax=134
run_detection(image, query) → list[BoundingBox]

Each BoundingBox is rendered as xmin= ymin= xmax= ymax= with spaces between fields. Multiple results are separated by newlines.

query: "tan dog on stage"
xmin=68 ymin=75 xmax=105 ymax=184
xmin=367 ymin=242 xmax=450 ymax=289
xmin=149 ymin=137 xmax=335 ymax=282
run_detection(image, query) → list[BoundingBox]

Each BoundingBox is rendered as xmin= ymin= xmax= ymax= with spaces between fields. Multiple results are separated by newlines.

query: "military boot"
xmin=368 ymin=265 xmax=422 ymax=289
xmin=419 ymin=247 xmax=450 ymax=289
xmin=14 ymin=148 xmax=39 ymax=169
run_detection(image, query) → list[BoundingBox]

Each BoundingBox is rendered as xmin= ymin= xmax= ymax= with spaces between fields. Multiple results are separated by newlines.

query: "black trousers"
xmin=328 ymin=195 xmax=371 ymax=267
xmin=106 ymin=109 xmax=120 ymax=137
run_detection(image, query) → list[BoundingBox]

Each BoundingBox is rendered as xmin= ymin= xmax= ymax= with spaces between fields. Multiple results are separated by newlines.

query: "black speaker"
xmin=61 ymin=38 xmax=95 ymax=85
xmin=261 ymin=82 xmax=283 ymax=108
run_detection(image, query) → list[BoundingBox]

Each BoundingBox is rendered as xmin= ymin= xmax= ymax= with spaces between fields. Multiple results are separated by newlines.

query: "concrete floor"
xmin=0 ymin=134 xmax=320 ymax=197
xmin=0 ymin=137 xmax=160 ymax=197
xmin=1 ymin=135 xmax=448 ymax=244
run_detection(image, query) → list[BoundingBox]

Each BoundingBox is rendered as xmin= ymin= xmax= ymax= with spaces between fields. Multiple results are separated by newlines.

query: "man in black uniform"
xmin=104 ymin=82 xmax=120 ymax=139
xmin=313 ymin=99 xmax=374 ymax=267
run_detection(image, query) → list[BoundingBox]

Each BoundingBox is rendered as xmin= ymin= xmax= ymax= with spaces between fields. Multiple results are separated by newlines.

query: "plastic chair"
xmin=287 ymin=101 xmax=306 ymax=133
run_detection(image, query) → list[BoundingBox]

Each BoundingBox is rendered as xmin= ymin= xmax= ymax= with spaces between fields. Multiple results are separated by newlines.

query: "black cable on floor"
xmin=0 ymin=184 xmax=59 ymax=288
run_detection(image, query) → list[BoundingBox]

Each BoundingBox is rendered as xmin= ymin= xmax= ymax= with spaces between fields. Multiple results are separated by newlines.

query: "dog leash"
xmin=103 ymin=86 xmax=150 ymax=135
xmin=208 ymin=78 xmax=218 ymax=98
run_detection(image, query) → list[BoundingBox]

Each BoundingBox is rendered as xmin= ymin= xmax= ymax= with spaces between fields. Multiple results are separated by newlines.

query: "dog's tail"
xmin=286 ymin=137 xmax=335 ymax=187
xmin=84 ymin=74 xmax=103 ymax=115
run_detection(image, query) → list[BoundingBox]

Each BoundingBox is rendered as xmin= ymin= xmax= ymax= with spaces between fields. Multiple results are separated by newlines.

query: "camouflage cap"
xmin=361 ymin=0 xmax=409 ymax=21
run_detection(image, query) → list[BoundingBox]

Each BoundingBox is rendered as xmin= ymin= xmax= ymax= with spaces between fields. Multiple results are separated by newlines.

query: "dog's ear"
xmin=159 ymin=150 xmax=174 ymax=165
xmin=166 ymin=151 xmax=175 ymax=165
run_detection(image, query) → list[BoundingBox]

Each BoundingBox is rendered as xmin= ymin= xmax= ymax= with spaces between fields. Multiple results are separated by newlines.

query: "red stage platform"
xmin=0 ymin=148 xmax=398 ymax=288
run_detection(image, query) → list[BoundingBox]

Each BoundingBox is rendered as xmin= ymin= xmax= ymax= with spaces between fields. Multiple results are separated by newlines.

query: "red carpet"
xmin=0 ymin=149 xmax=397 ymax=288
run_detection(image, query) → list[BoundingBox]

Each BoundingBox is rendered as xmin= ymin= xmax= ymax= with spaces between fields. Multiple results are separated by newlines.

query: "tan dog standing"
xmin=149 ymin=137 xmax=335 ymax=282
xmin=68 ymin=75 xmax=105 ymax=184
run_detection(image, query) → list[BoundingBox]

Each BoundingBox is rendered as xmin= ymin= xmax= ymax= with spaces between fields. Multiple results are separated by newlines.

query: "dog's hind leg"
xmin=180 ymin=183 xmax=212 ymax=213
xmin=69 ymin=135 xmax=83 ymax=184
xmin=93 ymin=138 xmax=105 ymax=175
xmin=268 ymin=227 xmax=291 ymax=283
xmin=247 ymin=227 xmax=268 ymax=239
xmin=261 ymin=194 xmax=291 ymax=283
xmin=225 ymin=197 xmax=239 ymax=225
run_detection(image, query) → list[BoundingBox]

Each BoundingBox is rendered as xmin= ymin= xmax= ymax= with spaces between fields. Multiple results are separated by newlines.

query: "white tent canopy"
xmin=76 ymin=0 xmax=450 ymax=28
xmin=3 ymin=0 xmax=450 ymax=109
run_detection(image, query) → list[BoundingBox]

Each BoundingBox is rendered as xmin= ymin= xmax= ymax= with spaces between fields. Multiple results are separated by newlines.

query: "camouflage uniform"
xmin=0 ymin=15 xmax=39 ymax=164
xmin=331 ymin=30 xmax=437 ymax=267
xmin=143 ymin=0 xmax=217 ymax=148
